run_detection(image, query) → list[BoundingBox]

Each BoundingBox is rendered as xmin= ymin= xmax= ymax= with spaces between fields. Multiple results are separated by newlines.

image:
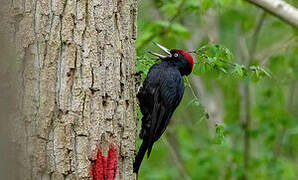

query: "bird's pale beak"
xmin=149 ymin=42 xmax=172 ymax=59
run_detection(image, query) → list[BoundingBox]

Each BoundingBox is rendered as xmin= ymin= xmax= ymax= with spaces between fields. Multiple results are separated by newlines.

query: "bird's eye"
xmin=174 ymin=53 xmax=178 ymax=57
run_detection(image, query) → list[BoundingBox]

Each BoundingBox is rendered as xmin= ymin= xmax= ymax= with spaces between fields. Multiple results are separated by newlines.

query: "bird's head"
xmin=150 ymin=42 xmax=194 ymax=76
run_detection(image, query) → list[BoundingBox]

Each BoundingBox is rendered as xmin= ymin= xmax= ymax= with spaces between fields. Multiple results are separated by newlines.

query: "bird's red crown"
xmin=171 ymin=49 xmax=194 ymax=71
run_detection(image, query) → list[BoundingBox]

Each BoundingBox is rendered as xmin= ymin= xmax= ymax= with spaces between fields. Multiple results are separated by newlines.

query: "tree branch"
xmin=162 ymin=133 xmax=191 ymax=180
xmin=190 ymin=76 xmax=224 ymax=134
xmin=258 ymin=35 xmax=297 ymax=66
xmin=245 ymin=0 xmax=298 ymax=28
xmin=249 ymin=10 xmax=266 ymax=61
xmin=237 ymin=10 xmax=266 ymax=179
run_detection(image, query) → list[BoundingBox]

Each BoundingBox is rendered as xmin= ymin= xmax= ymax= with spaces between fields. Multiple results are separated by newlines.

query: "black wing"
xmin=134 ymin=62 xmax=184 ymax=174
xmin=137 ymin=62 xmax=184 ymax=157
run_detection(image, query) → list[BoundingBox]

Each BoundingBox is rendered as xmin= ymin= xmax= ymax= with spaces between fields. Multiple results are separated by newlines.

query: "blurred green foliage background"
xmin=136 ymin=0 xmax=298 ymax=179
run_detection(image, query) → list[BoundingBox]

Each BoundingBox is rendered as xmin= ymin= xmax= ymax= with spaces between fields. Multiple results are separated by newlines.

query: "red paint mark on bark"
xmin=90 ymin=145 xmax=118 ymax=180
xmin=90 ymin=147 xmax=104 ymax=180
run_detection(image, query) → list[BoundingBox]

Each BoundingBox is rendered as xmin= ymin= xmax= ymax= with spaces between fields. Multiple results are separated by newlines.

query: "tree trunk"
xmin=3 ymin=0 xmax=137 ymax=179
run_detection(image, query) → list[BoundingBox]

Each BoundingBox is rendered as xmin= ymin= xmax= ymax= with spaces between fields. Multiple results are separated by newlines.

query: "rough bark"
xmin=2 ymin=0 xmax=137 ymax=179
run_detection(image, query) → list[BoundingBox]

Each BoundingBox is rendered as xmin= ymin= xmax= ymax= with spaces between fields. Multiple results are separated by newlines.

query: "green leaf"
xmin=136 ymin=55 xmax=159 ymax=80
xmin=154 ymin=21 xmax=190 ymax=39
xmin=219 ymin=67 xmax=227 ymax=73
xmin=213 ymin=124 xmax=225 ymax=144
xmin=171 ymin=23 xmax=191 ymax=39
xmin=187 ymin=98 xmax=201 ymax=107
xmin=193 ymin=43 xmax=270 ymax=81
xmin=160 ymin=2 xmax=177 ymax=16
xmin=232 ymin=64 xmax=245 ymax=77
xmin=260 ymin=68 xmax=272 ymax=78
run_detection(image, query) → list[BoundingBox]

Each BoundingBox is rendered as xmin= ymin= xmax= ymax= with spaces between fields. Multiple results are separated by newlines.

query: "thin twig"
xmin=185 ymin=77 xmax=200 ymax=100
xmin=169 ymin=0 xmax=187 ymax=23
xmin=187 ymin=50 xmax=198 ymax=54
xmin=273 ymin=80 xmax=296 ymax=158
xmin=162 ymin=135 xmax=191 ymax=180
xmin=259 ymin=36 xmax=297 ymax=66
xmin=287 ymin=80 xmax=296 ymax=114
xmin=249 ymin=10 xmax=266 ymax=62
xmin=240 ymin=10 xmax=266 ymax=180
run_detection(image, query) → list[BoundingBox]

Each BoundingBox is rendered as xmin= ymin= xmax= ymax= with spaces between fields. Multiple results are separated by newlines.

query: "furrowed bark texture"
xmin=4 ymin=0 xmax=137 ymax=179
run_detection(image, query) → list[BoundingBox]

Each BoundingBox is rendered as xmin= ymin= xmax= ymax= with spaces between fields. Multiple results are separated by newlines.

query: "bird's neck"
xmin=164 ymin=60 xmax=191 ymax=76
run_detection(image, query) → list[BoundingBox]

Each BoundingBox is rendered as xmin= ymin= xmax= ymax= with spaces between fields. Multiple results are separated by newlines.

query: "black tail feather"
xmin=133 ymin=141 xmax=148 ymax=175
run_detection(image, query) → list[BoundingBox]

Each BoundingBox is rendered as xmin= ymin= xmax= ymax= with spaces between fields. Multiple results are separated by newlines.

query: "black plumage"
xmin=133 ymin=44 xmax=194 ymax=175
